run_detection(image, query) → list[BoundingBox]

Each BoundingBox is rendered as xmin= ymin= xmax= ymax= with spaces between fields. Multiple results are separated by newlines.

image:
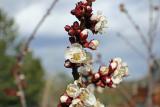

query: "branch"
xmin=120 ymin=4 xmax=148 ymax=48
xmin=116 ymin=32 xmax=146 ymax=59
xmin=25 ymin=0 xmax=58 ymax=49
xmin=72 ymin=67 xmax=80 ymax=80
xmin=147 ymin=0 xmax=154 ymax=56
xmin=149 ymin=3 xmax=160 ymax=53
xmin=10 ymin=0 xmax=59 ymax=107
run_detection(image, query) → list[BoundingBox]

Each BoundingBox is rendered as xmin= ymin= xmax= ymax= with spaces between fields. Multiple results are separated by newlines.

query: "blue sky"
xmin=0 ymin=0 xmax=160 ymax=80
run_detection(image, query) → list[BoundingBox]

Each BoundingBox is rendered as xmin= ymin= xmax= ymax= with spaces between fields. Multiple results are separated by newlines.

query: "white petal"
xmin=110 ymin=62 xmax=117 ymax=69
xmin=111 ymin=77 xmax=123 ymax=84
xmin=60 ymin=95 xmax=68 ymax=103
xmin=90 ymin=14 xmax=98 ymax=21
xmin=95 ymin=22 xmax=102 ymax=31
xmin=81 ymin=29 xmax=88 ymax=35
xmin=114 ymin=57 xmax=122 ymax=63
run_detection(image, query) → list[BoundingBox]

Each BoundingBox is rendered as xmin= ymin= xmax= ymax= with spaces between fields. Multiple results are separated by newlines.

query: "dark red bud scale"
xmin=73 ymin=21 xmax=79 ymax=29
xmin=92 ymin=73 xmax=100 ymax=83
xmin=96 ymin=80 xmax=105 ymax=88
xmin=83 ymin=41 xmax=89 ymax=48
xmin=64 ymin=60 xmax=72 ymax=68
xmin=68 ymin=29 xmax=75 ymax=36
xmin=69 ymin=37 xmax=75 ymax=44
xmin=77 ymin=29 xmax=81 ymax=34
xmin=106 ymin=80 xmax=114 ymax=88
xmin=64 ymin=25 xmax=71 ymax=31
xmin=71 ymin=9 xmax=75 ymax=15
xmin=101 ymin=76 xmax=111 ymax=85
xmin=80 ymin=33 xmax=88 ymax=40
xmin=65 ymin=98 xmax=72 ymax=105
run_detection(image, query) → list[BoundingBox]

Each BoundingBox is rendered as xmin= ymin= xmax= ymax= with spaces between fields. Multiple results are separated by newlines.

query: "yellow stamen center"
xmin=73 ymin=53 xmax=81 ymax=61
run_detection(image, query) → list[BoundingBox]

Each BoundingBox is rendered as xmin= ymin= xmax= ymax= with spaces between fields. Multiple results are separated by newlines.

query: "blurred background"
xmin=0 ymin=0 xmax=160 ymax=107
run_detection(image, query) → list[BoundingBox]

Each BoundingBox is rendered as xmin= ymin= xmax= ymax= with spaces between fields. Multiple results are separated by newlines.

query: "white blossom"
xmin=79 ymin=88 xmax=96 ymax=106
xmin=65 ymin=43 xmax=89 ymax=63
xmin=90 ymin=11 xmax=107 ymax=34
xmin=66 ymin=83 xmax=80 ymax=98
xmin=111 ymin=58 xmax=128 ymax=85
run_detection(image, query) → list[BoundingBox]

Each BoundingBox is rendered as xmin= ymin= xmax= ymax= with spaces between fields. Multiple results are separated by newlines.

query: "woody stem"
xmin=72 ymin=67 xmax=79 ymax=80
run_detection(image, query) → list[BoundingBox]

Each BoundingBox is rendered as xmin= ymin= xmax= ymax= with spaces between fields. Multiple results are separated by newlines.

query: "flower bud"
xmin=73 ymin=21 xmax=79 ymax=29
xmin=110 ymin=61 xmax=117 ymax=70
xmin=80 ymin=29 xmax=88 ymax=40
xmin=87 ymin=6 xmax=92 ymax=12
xmin=106 ymin=81 xmax=113 ymax=88
xmin=88 ymin=40 xmax=99 ymax=50
xmin=60 ymin=95 xmax=72 ymax=105
xmin=94 ymin=73 xmax=100 ymax=79
xmin=101 ymin=76 xmax=111 ymax=84
xmin=96 ymin=80 xmax=105 ymax=88
xmin=60 ymin=95 xmax=69 ymax=103
xmin=64 ymin=60 xmax=72 ymax=68
xmin=106 ymin=77 xmax=111 ymax=83
xmin=68 ymin=29 xmax=75 ymax=36
xmin=64 ymin=25 xmax=71 ymax=31
xmin=71 ymin=9 xmax=75 ymax=15
xmin=84 ymin=41 xmax=89 ymax=48
xmin=99 ymin=66 xmax=109 ymax=76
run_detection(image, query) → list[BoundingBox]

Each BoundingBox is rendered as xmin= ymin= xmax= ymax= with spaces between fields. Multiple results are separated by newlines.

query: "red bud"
xmin=65 ymin=25 xmax=71 ymax=31
xmin=73 ymin=21 xmax=79 ymax=29
xmin=68 ymin=29 xmax=75 ymax=36
xmin=71 ymin=9 xmax=75 ymax=15
xmin=96 ymin=80 xmax=105 ymax=88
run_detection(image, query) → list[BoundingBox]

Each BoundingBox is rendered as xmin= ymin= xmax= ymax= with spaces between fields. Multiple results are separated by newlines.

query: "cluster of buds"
xmin=64 ymin=0 xmax=107 ymax=68
xmin=64 ymin=0 xmax=107 ymax=52
xmin=71 ymin=0 xmax=94 ymax=20
xmin=92 ymin=58 xmax=128 ymax=88
xmin=60 ymin=57 xmax=128 ymax=106
xmin=59 ymin=0 xmax=129 ymax=107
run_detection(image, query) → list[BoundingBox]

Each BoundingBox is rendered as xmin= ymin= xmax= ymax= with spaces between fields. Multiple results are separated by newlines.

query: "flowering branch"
xmin=10 ymin=0 xmax=59 ymax=107
xmin=58 ymin=0 xmax=129 ymax=106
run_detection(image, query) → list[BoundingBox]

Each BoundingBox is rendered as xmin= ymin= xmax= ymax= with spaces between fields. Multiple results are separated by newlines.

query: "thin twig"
xmin=116 ymin=32 xmax=146 ymax=59
xmin=119 ymin=2 xmax=159 ymax=107
xmin=148 ymin=0 xmax=154 ymax=38
xmin=148 ymin=0 xmax=154 ymax=56
xmin=124 ymin=10 xmax=148 ymax=48
xmin=119 ymin=87 xmax=135 ymax=107
xmin=11 ymin=0 xmax=59 ymax=107
xmin=25 ymin=0 xmax=58 ymax=50
xmin=150 ymin=4 xmax=160 ymax=51
xmin=146 ymin=0 xmax=154 ymax=107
